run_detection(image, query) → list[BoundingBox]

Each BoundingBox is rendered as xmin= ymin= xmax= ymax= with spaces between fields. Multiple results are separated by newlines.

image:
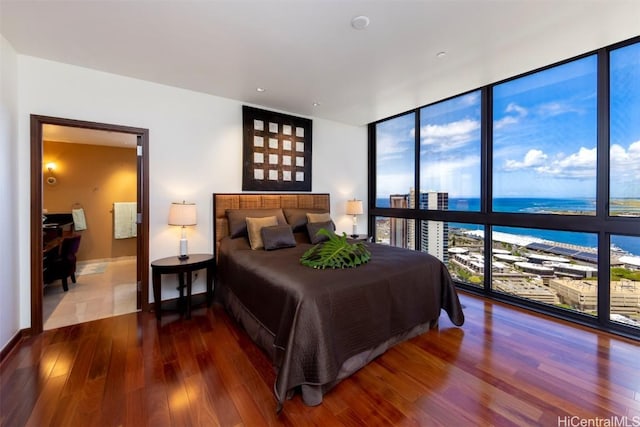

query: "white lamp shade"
xmin=346 ymin=199 xmax=363 ymax=215
xmin=168 ymin=202 xmax=197 ymax=226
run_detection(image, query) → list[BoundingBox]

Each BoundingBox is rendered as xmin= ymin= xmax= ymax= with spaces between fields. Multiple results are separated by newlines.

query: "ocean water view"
xmin=375 ymin=197 xmax=640 ymax=256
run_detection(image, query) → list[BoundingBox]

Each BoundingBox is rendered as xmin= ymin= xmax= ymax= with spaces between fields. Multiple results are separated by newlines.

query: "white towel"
xmin=72 ymin=208 xmax=87 ymax=231
xmin=113 ymin=202 xmax=137 ymax=239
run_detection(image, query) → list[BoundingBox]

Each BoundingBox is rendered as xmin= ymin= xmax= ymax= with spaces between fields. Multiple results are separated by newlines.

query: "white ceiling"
xmin=1 ymin=1 xmax=639 ymax=126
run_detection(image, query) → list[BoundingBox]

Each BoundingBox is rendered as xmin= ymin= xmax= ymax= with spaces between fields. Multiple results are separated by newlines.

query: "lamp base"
xmin=350 ymin=234 xmax=359 ymax=239
xmin=178 ymin=238 xmax=189 ymax=260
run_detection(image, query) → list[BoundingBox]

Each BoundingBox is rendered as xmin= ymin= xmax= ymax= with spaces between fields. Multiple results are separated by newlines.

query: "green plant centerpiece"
xmin=300 ymin=228 xmax=371 ymax=269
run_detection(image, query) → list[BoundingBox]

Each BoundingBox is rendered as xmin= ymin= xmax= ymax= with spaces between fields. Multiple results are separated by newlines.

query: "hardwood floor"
xmin=2 ymin=291 xmax=639 ymax=426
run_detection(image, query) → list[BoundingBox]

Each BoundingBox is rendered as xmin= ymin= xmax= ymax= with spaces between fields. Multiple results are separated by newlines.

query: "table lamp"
xmin=168 ymin=201 xmax=197 ymax=260
xmin=346 ymin=199 xmax=363 ymax=238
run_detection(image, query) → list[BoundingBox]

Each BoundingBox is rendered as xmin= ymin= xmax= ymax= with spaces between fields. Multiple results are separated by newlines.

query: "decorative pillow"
xmin=226 ymin=208 xmax=287 ymax=238
xmin=306 ymin=220 xmax=336 ymax=244
xmin=306 ymin=212 xmax=331 ymax=224
xmin=261 ymin=225 xmax=297 ymax=251
xmin=283 ymin=208 xmax=330 ymax=232
xmin=246 ymin=216 xmax=278 ymax=250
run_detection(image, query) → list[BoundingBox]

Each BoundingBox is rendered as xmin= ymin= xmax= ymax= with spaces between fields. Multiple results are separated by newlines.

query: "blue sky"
xmin=376 ymin=42 xmax=640 ymax=201
xmin=375 ymin=112 xmax=415 ymax=197
xmin=420 ymin=91 xmax=480 ymax=199
xmin=610 ymin=42 xmax=640 ymax=199
xmin=493 ymin=55 xmax=598 ymax=198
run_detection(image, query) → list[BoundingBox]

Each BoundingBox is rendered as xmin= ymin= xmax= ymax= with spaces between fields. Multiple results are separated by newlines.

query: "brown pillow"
xmin=246 ymin=216 xmax=278 ymax=250
xmin=307 ymin=220 xmax=336 ymax=244
xmin=306 ymin=212 xmax=331 ymax=223
xmin=226 ymin=208 xmax=287 ymax=238
xmin=261 ymin=225 xmax=297 ymax=250
xmin=283 ymin=208 xmax=330 ymax=232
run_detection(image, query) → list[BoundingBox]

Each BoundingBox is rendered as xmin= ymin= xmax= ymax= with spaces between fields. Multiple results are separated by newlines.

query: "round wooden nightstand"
xmin=151 ymin=253 xmax=215 ymax=319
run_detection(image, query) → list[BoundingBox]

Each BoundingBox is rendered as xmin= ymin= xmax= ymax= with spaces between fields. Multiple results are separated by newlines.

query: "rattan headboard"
xmin=213 ymin=193 xmax=330 ymax=256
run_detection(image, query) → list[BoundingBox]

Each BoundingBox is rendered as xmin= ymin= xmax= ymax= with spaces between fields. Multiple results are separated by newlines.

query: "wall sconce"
xmin=346 ymin=199 xmax=363 ymax=238
xmin=45 ymin=162 xmax=57 ymax=185
xmin=168 ymin=201 xmax=197 ymax=260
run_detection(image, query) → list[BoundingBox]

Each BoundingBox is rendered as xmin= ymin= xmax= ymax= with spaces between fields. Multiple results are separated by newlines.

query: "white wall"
xmin=15 ymin=56 xmax=367 ymax=331
xmin=0 ymin=35 xmax=20 ymax=351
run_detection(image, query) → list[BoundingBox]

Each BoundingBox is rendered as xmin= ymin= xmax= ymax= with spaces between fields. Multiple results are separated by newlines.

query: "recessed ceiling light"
xmin=351 ymin=15 xmax=370 ymax=30
xmin=256 ymin=87 xmax=266 ymax=92
xmin=312 ymin=102 xmax=320 ymax=107
xmin=436 ymin=51 xmax=447 ymax=59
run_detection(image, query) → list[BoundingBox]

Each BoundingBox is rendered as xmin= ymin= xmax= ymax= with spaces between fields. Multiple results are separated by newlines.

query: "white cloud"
xmin=558 ymin=146 xmax=597 ymax=168
xmin=535 ymin=147 xmax=597 ymax=179
xmin=421 ymin=154 xmax=481 ymax=196
xmin=503 ymin=146 xmax=596 ymax=179
xmin=501 ymin=140 xmax=640 ymax=183
xmin=537 ymin=101 xmax=584 ymax=117
xmin=611 ymin=140 xmax=640 ymax=164
xmin=494 ymin=102 xmax=528 ymax=129
xmin=504 ymin=149 xmax=547 ymax=170
xmin=494 ymin=116 xmax=518 ymax=129
xmin=506 ymin=103 xmax=528 ymax=117
xmin=420 ymin=118 xmax=479 ymax=151
xmin=610 ymin=140 xmax=640 ymax=180
xmin=459 ymin=91 xmax=480 ymax=107
xmin=376 ymin=130 xmax=412 ymax=161
xmin=421 ymin=154 xmax=480 ymax=179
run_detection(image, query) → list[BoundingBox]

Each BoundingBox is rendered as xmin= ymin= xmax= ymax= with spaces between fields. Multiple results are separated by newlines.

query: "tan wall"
xmin=43 ymin=141 xmax=137 ymax=262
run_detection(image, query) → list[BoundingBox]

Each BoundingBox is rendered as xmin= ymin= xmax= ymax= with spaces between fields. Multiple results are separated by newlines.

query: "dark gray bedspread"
xmin=216 ymin=236 xmax=464 ymax=406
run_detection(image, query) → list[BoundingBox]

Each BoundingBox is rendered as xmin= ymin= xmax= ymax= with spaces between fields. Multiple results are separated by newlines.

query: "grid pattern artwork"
xmin=242 ymin=106 xmax=312 ymax=191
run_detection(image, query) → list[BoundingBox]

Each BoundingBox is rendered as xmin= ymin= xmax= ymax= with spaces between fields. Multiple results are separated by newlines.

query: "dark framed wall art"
xmin=242 ymin=105 xmax=312 ymax=191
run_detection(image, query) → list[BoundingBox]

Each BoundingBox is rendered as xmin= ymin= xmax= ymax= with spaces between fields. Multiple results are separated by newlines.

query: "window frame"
xmin=368 ymin=36 xmax=640 ymax=340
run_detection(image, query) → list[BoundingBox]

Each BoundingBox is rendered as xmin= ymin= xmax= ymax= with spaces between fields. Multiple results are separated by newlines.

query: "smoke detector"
xmin=351 ymin=15 xmax=370 ymax=30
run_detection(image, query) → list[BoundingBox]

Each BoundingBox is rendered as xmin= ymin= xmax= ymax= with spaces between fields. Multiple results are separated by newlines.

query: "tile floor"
xmin=43 ymin=257 xmax=138 ymax=330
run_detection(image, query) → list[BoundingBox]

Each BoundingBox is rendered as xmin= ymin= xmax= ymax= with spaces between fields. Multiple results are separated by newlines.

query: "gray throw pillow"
xmin=261 ymin=225 xmax=297 ymax=250
xmin=306 ymin=220 xmax=336 ymax=244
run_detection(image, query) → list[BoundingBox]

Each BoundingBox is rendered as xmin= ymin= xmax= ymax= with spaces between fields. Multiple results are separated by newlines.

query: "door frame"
xmin=30 ymin=115 xmax=150 ymax=334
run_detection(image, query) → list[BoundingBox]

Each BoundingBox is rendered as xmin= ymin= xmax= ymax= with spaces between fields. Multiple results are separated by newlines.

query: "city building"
xmin=389 ymin=194 xmax=411 ymax=249
xmin=418 ymin=190 xmax=449 ymax=263
xmin=388 ymin=190 xmax=449 ymax=260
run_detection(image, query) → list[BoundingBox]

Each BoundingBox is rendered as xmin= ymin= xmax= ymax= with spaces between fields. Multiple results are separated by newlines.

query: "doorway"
xmin=30 ymin=115 xmax=149 ymax=334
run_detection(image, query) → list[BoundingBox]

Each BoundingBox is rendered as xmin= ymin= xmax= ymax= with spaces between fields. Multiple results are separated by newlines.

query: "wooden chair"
xmin=44 ymin=235 xmax=82 ymax=291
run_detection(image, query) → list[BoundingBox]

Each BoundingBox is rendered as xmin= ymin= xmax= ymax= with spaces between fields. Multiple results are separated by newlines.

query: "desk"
xmin=151 ymin=254 xmax=215 ymax=319
xmin=43 ymin=237 xmax=63 ymax=286
xmin=43 ymin=216 xmax=74 ymax=284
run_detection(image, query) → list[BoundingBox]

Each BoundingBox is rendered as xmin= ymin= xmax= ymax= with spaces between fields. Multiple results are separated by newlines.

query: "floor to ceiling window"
xmin=492 ymin=56 xmax=597 ymax=214
xmin=374 ymin=112 xmax=416 ymax=248
xmin=420 ymin=91 xmax=481 ymax=213
xmin=369 ymin=36 xmax=640 ymax=338
xmin=610 ymin=41 xmax=640 ymax=220
xmin=608 ymin=41 xmax=640 ymax=329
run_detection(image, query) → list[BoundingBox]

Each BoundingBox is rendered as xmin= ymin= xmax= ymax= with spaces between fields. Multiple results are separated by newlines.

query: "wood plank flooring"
xmin=2 ymin=291 xmax=639 ymax=426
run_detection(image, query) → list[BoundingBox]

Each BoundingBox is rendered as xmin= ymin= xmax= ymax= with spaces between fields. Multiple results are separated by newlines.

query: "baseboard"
xmin=0 ymin=328 xmax=29 ymax=365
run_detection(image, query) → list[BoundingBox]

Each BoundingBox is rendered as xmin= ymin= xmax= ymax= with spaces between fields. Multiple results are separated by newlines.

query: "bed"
xmin=213 ymin=193 xmax=464 ymax=410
